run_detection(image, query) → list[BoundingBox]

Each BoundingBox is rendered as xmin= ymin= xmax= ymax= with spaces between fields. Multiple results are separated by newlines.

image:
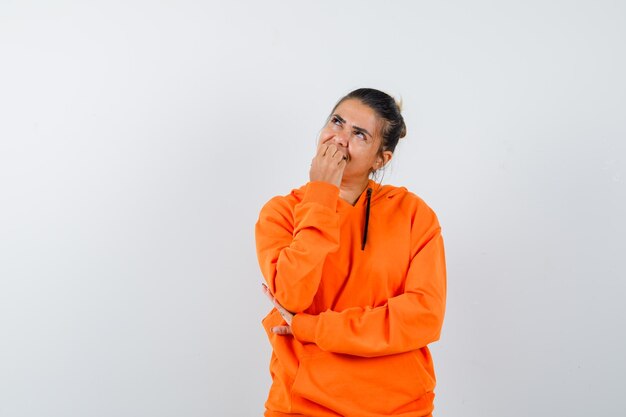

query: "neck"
xmin=339 ymin=176 xmax=371 ymax=205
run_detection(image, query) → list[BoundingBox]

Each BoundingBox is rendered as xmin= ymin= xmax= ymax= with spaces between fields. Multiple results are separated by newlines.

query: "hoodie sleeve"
xmin=290 ymin=208 xmax=447 ymax=358
xmin=255 ymin=181 xmax=341 ymax=313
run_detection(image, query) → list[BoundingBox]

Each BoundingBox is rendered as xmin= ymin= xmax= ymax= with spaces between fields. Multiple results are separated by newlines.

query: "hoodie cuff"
xmin=302 ymin=181 xmax=339 ymax=211
xmin=291 ymin=313 xmax=319 ymax=344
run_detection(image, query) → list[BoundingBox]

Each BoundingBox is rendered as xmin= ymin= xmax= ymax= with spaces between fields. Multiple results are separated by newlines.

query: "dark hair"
xmin=331 ymin=88 xmax=407 ymax=153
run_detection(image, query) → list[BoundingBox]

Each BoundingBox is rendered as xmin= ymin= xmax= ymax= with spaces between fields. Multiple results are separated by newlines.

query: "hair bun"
xmin=399 ymin=122 xmax=407 ymax=140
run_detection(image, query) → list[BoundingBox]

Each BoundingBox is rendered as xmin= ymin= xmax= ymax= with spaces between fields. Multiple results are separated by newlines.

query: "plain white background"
xmin=1 ymin=1 xmax=625 ymax=416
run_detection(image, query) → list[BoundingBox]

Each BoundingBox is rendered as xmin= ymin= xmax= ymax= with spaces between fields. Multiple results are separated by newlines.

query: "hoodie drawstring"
xmin=361 ymin=187 xmax=373 ymax=251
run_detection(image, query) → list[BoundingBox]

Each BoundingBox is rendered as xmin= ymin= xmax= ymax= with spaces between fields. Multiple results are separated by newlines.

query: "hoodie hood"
xmin=289 ymin=179 xmax=407 ymax=205
xmin=289 ymin=180 xmax=409 ymax=250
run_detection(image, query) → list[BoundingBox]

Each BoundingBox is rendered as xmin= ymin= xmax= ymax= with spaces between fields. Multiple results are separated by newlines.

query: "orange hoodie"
xmin=255 ymin=180 xmax=447 ymax=417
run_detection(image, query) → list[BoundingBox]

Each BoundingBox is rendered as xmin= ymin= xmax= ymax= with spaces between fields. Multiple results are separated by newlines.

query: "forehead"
xmin=333 ymin=99 xmax=379 ymax=133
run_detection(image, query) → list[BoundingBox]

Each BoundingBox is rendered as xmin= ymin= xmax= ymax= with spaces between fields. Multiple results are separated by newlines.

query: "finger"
xmin=269 ymin=292 xmax=282 ymax=307
xmin=324 ymin=144 xmax=338 ymax=157
xmin=271 ymin=326 xmax=293 ymax=335
xmin=262 ymin=284 xmax=279 ymax=306
xmin=335 ymin=154 xmax=348 ymax=167
xmin=326 ymin=146 xmax=347 ymax=162
xmin=261 ymin=283 xmax=272 ymax=298
xmin=334 ymin=152 xmax=347 ymax=162
xmin=274 ymin=302 xmax=290 ymax=318
xmin=317 ymin=141 xmax=329 ymax=157
xmin=270 ymin=295 xmax=290 ymax=318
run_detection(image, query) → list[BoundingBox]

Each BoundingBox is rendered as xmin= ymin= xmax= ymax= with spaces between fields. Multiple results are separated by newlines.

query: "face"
xmin=318 ymin=99 xmax=393 ymax=181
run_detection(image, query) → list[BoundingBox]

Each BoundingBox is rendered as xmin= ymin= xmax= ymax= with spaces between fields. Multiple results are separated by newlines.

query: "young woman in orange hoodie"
xmin=256 ymin=88 xmax=447 ymax=417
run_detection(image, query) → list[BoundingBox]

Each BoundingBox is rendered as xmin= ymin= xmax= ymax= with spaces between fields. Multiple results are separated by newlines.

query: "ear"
xmin=375 ymin=150 xmax=393 ymax=169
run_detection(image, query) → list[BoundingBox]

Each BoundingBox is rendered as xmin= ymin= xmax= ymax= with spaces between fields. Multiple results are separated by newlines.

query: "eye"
xmin=331 ymin=116 xmax=342 ymax=125
xmin=354 ymin=130 xmax=366 ymax=140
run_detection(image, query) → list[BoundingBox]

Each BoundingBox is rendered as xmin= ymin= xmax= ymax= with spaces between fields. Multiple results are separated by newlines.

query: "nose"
xmin=333 ymin=130 xmax=349 ymax=147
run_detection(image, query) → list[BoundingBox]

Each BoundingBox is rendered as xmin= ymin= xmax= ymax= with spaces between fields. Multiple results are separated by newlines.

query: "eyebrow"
xmin=332 ymin=114 xmax=373 ymax=139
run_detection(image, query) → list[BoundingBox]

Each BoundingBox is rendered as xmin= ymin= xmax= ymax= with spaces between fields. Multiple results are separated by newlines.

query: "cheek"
xmin=347 ymin=147 xmax=373 ymax=165
xmin=351 ymin=142 xmax=377 ymax=159
xmin=318 ymin=127 xmax=336 ymax=143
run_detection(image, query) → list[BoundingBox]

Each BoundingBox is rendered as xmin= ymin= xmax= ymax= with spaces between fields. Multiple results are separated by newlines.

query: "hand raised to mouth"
xmin=309 ymin=142 xmax=347 ymax=188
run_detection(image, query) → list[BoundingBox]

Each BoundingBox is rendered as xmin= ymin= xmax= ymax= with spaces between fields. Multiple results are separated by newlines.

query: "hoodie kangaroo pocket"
xmin=291 ymin=350 xmax=429 ymax=416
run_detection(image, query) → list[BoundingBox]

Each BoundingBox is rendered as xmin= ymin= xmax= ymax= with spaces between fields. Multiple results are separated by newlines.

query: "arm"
xmin=255 ymin=181 xmax=341 ymax=313
xmin=256 ymin=142 xmax=347 ymax=313
xmin=290 ymin=216 xmax=447 ymax=358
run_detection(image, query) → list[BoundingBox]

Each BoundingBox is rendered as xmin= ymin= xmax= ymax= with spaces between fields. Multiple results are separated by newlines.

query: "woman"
xmin=255 ymin=88 xmax=447 ymax=417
